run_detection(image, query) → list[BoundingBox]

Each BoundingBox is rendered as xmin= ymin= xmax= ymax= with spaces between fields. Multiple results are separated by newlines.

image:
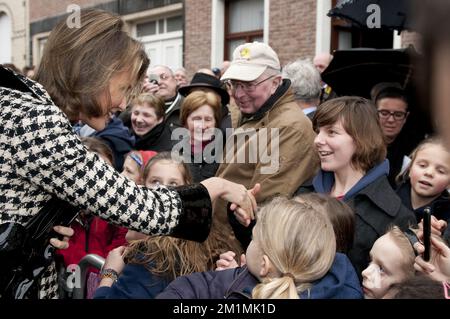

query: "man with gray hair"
xmin=282 ymin=59 xmax=322 ymax=119
xmin=145 ymin=65 xmax=184 ymax=129
xmin=214 ymin=42 xmax=319 ymax=252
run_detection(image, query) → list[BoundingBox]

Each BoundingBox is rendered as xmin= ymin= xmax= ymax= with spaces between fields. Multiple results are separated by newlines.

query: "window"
xmin=0 ymin=12 xmax=11 ymax=63
xmin=330 ymin=0 xmax=393 ymax=51
xmin=137 ymin=21 xmax=156 ymax=37
xmin=225 ymin=0 xmax=264 ymax=60
xmin=136 ymin=15 xmax=182 ymax=37
xmin=167 ymin=16 xmax=182 ymax=32
xmin=135 ymin=14 xmax=183 ymax=71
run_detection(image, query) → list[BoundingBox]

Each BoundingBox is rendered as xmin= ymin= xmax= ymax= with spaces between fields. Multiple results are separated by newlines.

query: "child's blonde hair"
xmin=143 ymin=151 xmax=193 ymax=185
xmin=384 ymin=226 xmax=416 ymax=279
xmin=396 ymin=136 xmax=450 ymax=185
xmin=124 ymin=234 xmax=213 ymax=280
xmin=125 ymin=152 xmax=215 ymax=277
xmin=252 ymin=197 xmax=336 ymax=299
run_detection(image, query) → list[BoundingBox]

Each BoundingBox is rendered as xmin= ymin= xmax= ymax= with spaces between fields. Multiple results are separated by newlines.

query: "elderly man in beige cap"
xmin=211 ymin=42 xmax=319 ymax=254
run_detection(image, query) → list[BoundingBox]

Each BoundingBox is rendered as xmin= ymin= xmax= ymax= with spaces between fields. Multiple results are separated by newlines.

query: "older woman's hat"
xmin=178 ymin=72 xmax=230 ymax=106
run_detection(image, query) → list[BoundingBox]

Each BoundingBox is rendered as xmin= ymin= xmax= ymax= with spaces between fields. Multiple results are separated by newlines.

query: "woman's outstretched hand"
xmin=200 ymin=178 xmax=260 ymax=226
xmin=229 ymin=183 xmax=260 ymax=226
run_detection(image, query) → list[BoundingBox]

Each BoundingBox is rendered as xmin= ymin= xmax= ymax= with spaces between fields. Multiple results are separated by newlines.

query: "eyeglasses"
xmin=377 ymin=110 xmax=408 ymax=121
xmin=149 ymin=73 xmax=172 ymax=82
xmin=225 ymin=75 xmax=275 ymax=94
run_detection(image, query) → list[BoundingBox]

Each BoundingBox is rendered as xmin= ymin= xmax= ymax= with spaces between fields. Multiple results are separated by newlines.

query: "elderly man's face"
xmin=228 ymin=73 xmax=281 ymax=115
xmin=148 ymin=66 xmax=178 ymax=100
xmin=313 ymin=53 xmax=332 ymax=74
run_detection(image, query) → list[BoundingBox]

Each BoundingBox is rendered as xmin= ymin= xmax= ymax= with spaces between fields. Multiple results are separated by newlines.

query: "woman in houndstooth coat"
xmin=0 ymin=10 xmax=255 ymax=299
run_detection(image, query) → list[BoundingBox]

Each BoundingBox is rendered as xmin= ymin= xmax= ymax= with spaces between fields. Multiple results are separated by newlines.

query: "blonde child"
xmin=362 ymin=226 xmax=417 ymax=299
xmin=121 ymin=150 xmax=157 ymax=185
xmin=94 ymin=152 xmax=219 ymax=298
xmin=157 ymin=196 xmax=363 ymax=299
xmin=217 ymin=193 xmax=355 ymax=270
xmin=396 ymin=136 xmax=450 ymax=243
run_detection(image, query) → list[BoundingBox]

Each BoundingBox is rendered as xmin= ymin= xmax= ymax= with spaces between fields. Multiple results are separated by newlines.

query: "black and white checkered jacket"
xmin=0 ymin=66 xmax=212 ymax=299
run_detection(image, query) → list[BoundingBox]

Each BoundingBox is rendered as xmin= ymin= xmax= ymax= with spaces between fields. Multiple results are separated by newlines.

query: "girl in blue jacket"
xmin=157 ymin=196 xmax=363 ymax=299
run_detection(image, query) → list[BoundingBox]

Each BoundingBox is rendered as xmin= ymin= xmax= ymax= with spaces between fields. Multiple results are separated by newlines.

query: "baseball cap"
xmin=221 ymin=42 xmax=281 ymax=82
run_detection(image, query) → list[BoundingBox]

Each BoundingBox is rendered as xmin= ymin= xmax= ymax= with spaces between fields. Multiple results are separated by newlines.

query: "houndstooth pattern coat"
xmin=0 ymin=66 xmax=212 ymax=299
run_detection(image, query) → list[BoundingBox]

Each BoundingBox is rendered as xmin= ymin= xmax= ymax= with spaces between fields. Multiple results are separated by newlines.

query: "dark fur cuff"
xmin=170 ymin=184 xmax=212 ymax=242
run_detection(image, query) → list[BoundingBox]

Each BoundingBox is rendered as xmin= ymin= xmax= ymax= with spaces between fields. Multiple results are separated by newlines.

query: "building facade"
xmin=29 ymin=0 xmax=183 ymax=70
xmin=3 ymin=0 xmax=416 ymax=77
xmin=0 ymin=0 xmax=29 ymax=69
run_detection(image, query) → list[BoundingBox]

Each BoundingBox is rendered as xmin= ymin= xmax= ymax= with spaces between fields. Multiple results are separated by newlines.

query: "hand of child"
xmin=414 ymin=236 xmax=450 ymax=282
xmin=103 ymin=246 xmax=127 ymax=276
xmin=216 ymin=251 xmax=246 ymax=271
xmin=418 ymin=215 xmax=447 ymax=236
xmin=50 ymin=225 xmax=74 ymax=249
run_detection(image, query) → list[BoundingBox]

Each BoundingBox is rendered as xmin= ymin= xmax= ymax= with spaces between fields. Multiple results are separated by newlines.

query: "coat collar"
xmin=351 ymin=175 xmax=403 ymax=218
xmin=238 ymin=79 xmax=294 ymax=126
xmin=0 ymin=66 xmax=53 ymax=105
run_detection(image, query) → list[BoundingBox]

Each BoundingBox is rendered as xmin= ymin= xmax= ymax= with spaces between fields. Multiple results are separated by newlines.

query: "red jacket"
xmin=57 ymin=214 xmax=127 ymax=270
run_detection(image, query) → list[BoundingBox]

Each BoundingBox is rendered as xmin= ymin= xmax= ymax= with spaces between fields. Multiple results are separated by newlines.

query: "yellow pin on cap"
xmin=240 ymin=47 xmax=251 ymax=59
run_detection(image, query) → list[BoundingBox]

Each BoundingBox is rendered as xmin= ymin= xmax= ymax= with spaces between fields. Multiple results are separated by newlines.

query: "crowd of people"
xmin=1 ymin=6 xmax=450 ymax=301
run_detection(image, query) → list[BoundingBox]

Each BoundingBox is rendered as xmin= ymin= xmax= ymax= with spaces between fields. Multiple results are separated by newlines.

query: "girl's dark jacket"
xmin=295 ymin=160 xmax=417 ymax=280
xmin=396 ymin=181 xmax=450 ymax=245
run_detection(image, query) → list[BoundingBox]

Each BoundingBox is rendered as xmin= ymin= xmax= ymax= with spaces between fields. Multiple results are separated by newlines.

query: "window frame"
xmin=224 ymin=0 xmax=264 ymax=60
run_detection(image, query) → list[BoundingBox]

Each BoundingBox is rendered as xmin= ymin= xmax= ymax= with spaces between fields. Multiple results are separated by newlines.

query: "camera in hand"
xmin=148 ymin=74 xmax=159 ymax=85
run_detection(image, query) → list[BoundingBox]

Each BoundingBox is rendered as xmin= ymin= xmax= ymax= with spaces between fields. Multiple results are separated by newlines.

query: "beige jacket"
xmin=213 ymin=83 xmax=320 ymax=252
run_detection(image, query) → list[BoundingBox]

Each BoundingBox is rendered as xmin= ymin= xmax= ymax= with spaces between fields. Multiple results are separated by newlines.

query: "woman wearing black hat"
xmin=179 ymin=72 xmax=231 ymax=137
xmin=178 ymin=90 xmax=223 ymax=183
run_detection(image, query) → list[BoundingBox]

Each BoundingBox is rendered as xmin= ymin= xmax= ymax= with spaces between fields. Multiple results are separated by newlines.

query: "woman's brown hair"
xmin=180 ymin=91 xmax=222 ymax=127
xmin=294 ymin=193 xmax=355 ymax=253
xmin=35 ymin=9 xmax=149 ymax=122
xmin=312 ymin=96 xmax=387 ymax=173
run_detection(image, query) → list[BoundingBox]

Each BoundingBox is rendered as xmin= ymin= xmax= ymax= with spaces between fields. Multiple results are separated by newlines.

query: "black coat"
xmin=396 ymin=181 xmax=450 ymax=245
xmin=297 ymin=175 xmax=416 ymax=280
xmin=134 ymin=121 xmax=175 ymax=152
xmin=165 ymin=94 xmax=184 ymax=130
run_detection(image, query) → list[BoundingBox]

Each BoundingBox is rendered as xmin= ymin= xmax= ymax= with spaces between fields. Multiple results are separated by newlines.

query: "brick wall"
xmin=269 ymin=0 xmax=317 ymax=67
xmin=30 ymin=0 xmax=111 ymax=22
xmin=183 ymin=0 xmax=318 ymax=76
xmin=184 ymin=0 xmax=212 ymax=78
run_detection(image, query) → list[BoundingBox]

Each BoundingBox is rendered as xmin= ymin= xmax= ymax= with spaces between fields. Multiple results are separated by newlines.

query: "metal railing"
xmin=71 ymin=254 xmax=105 ymax=299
